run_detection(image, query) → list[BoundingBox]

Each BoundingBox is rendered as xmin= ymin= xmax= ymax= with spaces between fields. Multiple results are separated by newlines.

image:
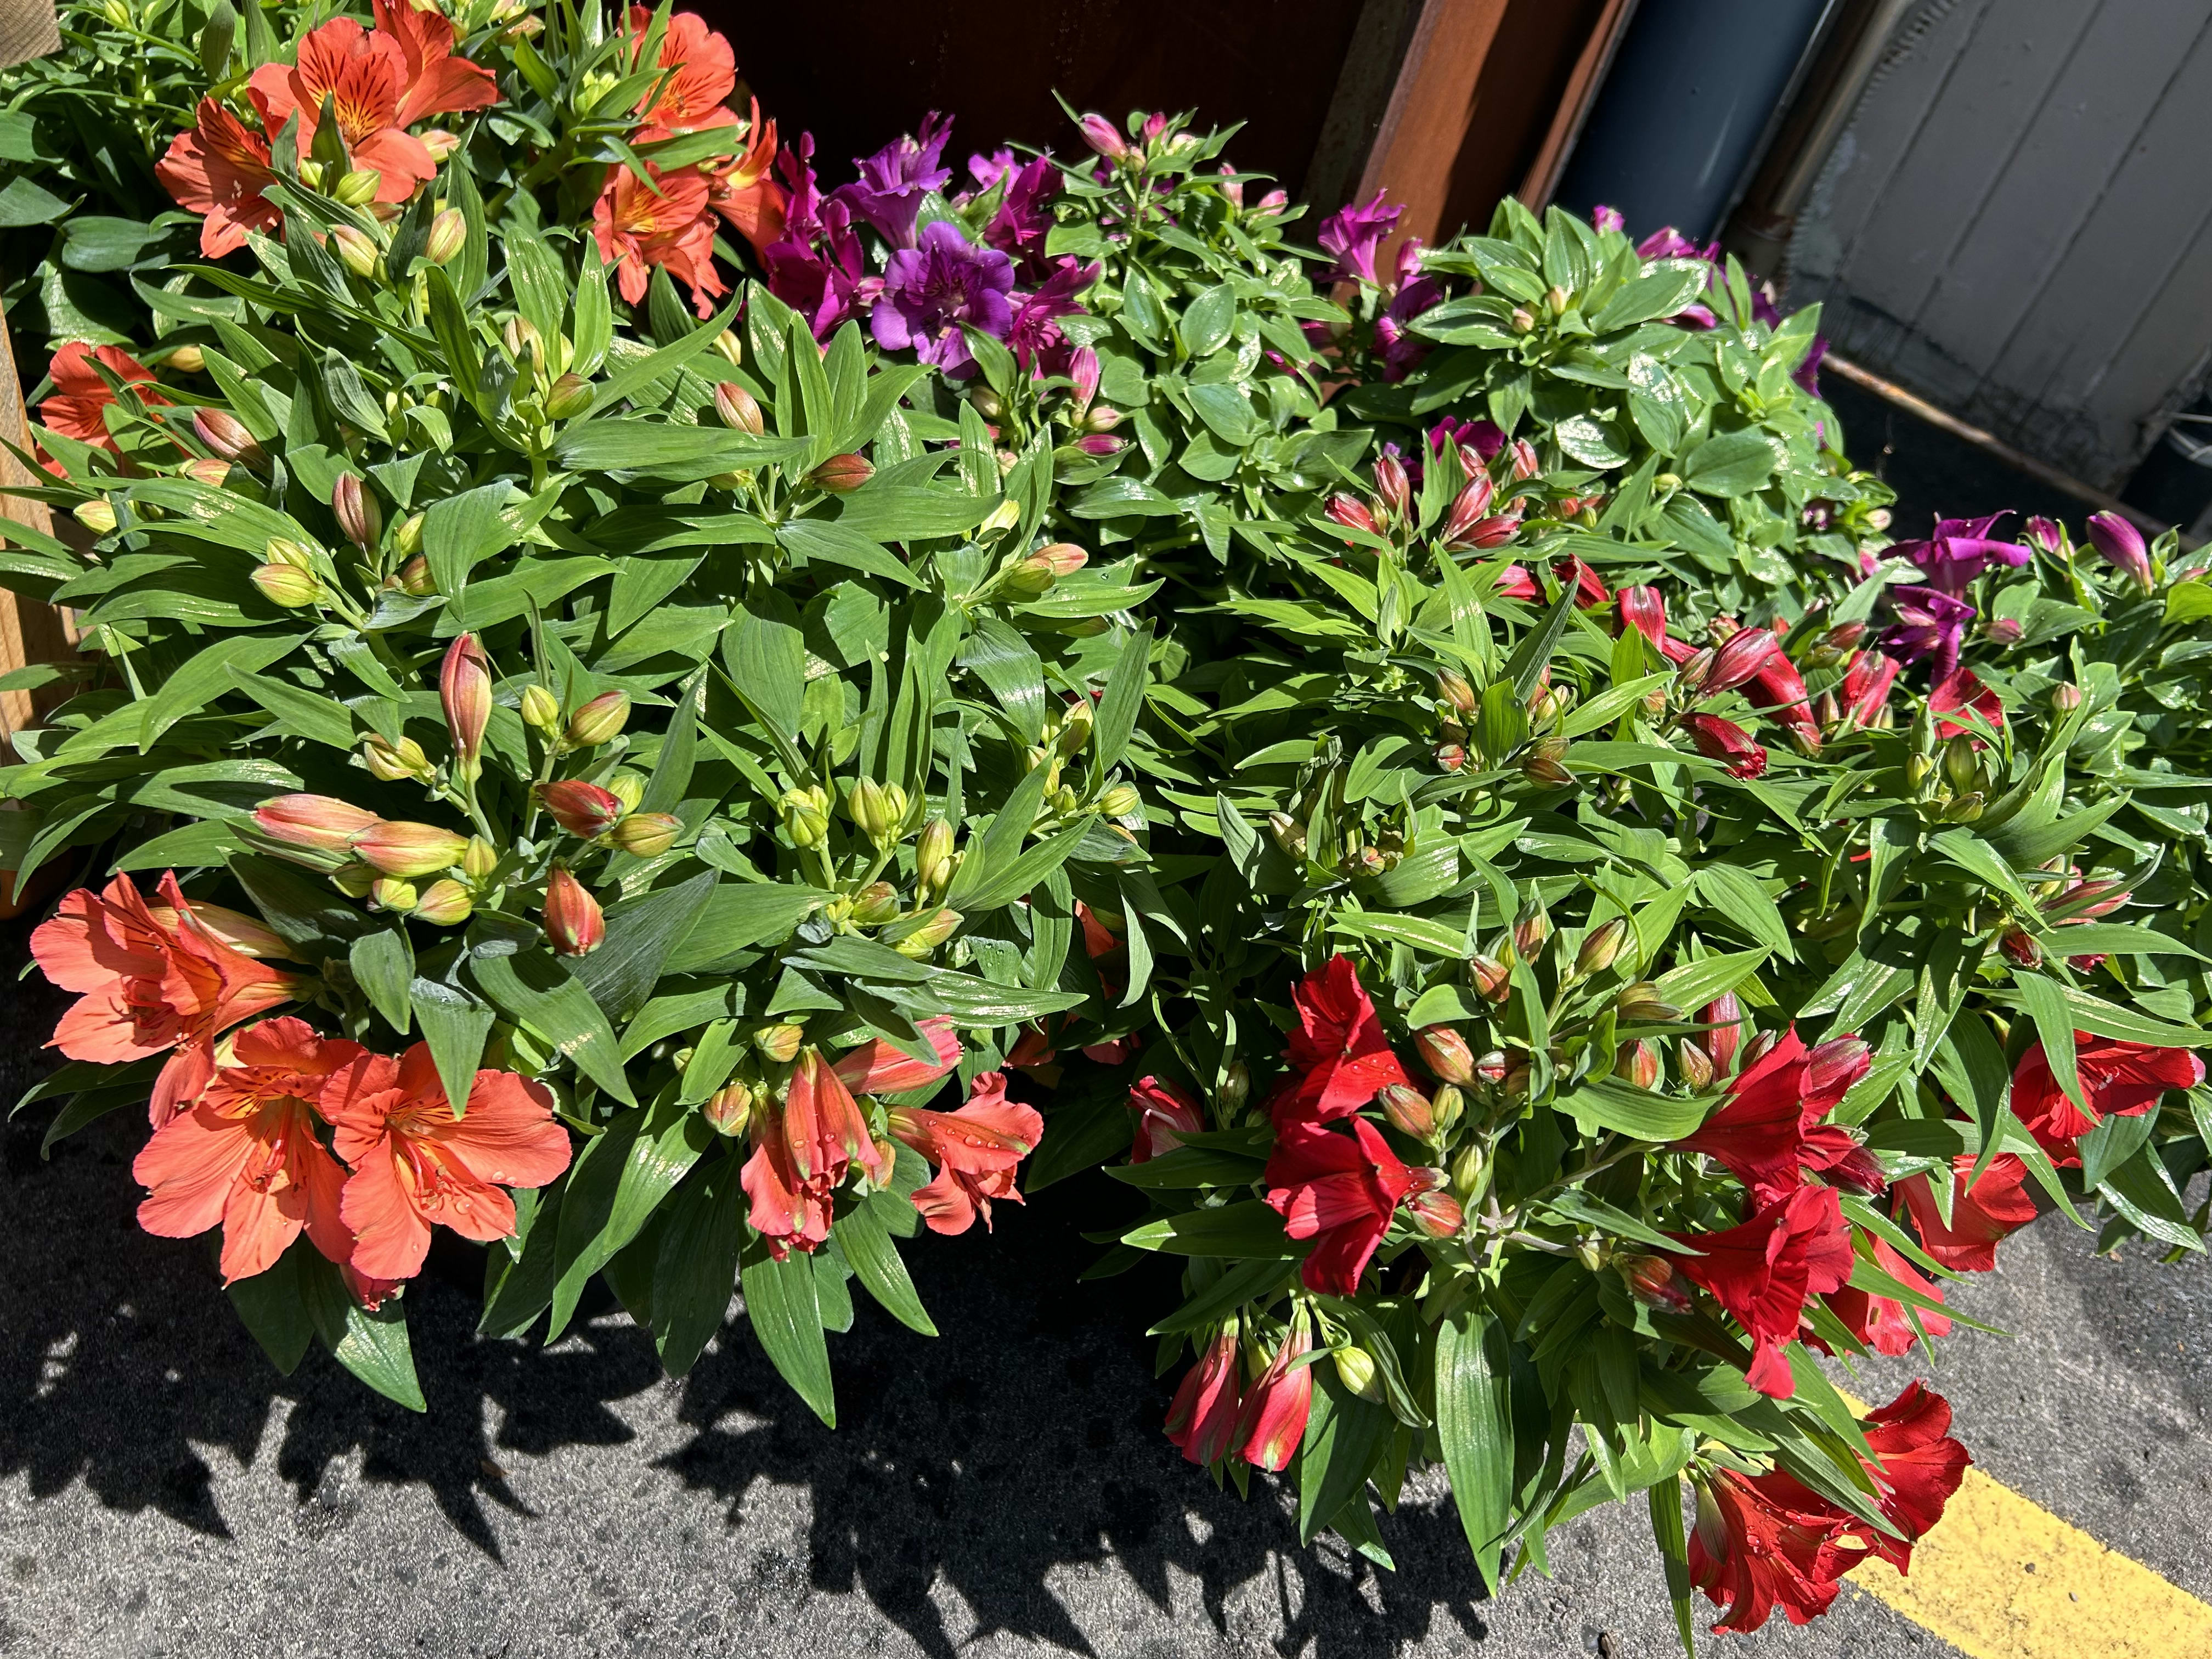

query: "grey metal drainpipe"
xmin=1723 ymin=0 xmax=1917 ymax=280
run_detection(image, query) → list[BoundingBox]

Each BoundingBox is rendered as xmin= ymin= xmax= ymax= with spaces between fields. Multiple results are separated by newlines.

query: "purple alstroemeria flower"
xmin=1880 ymin=586 xmax=1978 ymax=681
xmin=2086 ymin=510 xmax=2155 ymax=591
xmin=969 ymin=149 xmax=1018 ymax=191
xmin=836 ymin=112 xmax=955 ymax=248
xmin=1636 ymin=224 xmax=1717 ymax=262
xmin=1317 ymin=190 xmax=1402 ymax=285
xmin=984 ymin=154 xmax=1060 ymax=278
xmin=873 ymin=220 xmax=1016 ymax=376
xmin=1884 ymin=512 xmax=2032 ymax=598
xmin=763 ymin=136 xmax=883 ymax=338
xmin=1793 ymin=333 xmax=1826 ymax=397
xmin=1006 ymin=256 xmax=1099 ymax=376
xmin=1376 ymin=273 xmax=1444 ymax=382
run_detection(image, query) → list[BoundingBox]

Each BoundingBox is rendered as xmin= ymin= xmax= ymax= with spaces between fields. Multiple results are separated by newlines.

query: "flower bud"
xmin=331 ymin=862 xmax=376 ymax=898
xmin=371 ymin=877 xmax=418 ymax=912
xmin=2086 ymin=510 xmax=2154 ymax=591
xmin=1449 ymin=1141 xmax=1486 ymax=1198
xmin=710 ymin=328 xmax=743 ymax=366
xmin=181 ymin=458 xmax=233 ymax=487
xmin=846 ymin=881 xmax=899 ymax=926
xmin=1082 ymin=404 xmax=1124 ymax=433
xmin=397 ymin=553 xmax=433 ymax=595
xmin=1434 ymin=742 xmax=1468 ymax=772
xmin=441 ymin=633 xmax=492 ymax=781
xmin=1942 ymin=733 xmax=1982 ymax=794
xmin=1804 ymin=1037 xmax=1871 ymax=1102
xmin=1219 ymin=1062 xmax=1250 ymax=1114
xmin=1406 ymin=1188 xmax=1463 ymax=1239
xmin=514 ymin=685 xmax=558 ymax=733
xmin=1705 ymin=628 xmax=1786 ymax=695
xmin=782 ymin=789 xmax=831 ymax=848
xmin=544 ymin=373 xmax=594 ymax=420
xmin=544 ymin=865 xmax=604 ymax=956
xmin=411 ymin=878 xmax=474 ymax=927
xmin=1615 ymin=1039 xmax=1660 ymax=1090
xmin=1332 ymin=1345 xmax=1383 ymax=1402
xmin=425 ymin=207 xmax=467 ymax=266
xmin=714 ymin=380 xmax=765 ymax=435
xmin=1373 ymin=453 xmax=1410 ymax=522
xmin=1618 ymin=1253 xmax=1692 ymax=1313
xmin=1615 ymin=981 xmax=1678 ymax=1023
xmin=611 ymin=811 xmax=682 ymax=858
xmin=330 ymin=223 xmax=380 ymax=278
xmin=332 ymin=168 xmax=382 ymax=206
xmin=1521 ymin=737 xmax=1572 ymax=789
xmin=2000 ymin=927 xmax=2043 ymax=969
xmin=1098 ymin=783 xmax=1141 ymax=817
xmin=1436 ymin=668 xmax=1477 ymax=716
xmin=1575 ymin=917 xmax=1629 ymax=979
xmin=462 ymin=836 xmax=500 ymax=880
xmin=845 ymin=777 xmax=900 ymax=846
xmin=752 ymin=1023 xmax=804 ymax=1063
xmin=352 ymin=820 xmax=472 ymax=877
xmin=1078 ymin=112 xmax=1130 ymax=161
xmin=807 ymin=453 xmax=873 ymax=493
xmin=1377 ymin=1082 xmax=1435 ymax=1139
xmin=1513 ymin=900 xmax=1549 ymax=961
xmin=1510 ymin=306 xmax=1536 ymax=333
xmin=1465 ymin=954 xmax=1510 ymax=1004
xmin=704 ymin=1080 xmax=754 ymax=1136
xmin=892 ymin=907 xmax=961 ymax=957
xmin=1266 ymin=811 xmax=1308 ymax=861
xmin=2050 ymin=682 xmax=2084 ymax=714
xmin=193 ymin=407 xmax=264 ymax=468
xmin=256 ymin=793 xmax=379 ymax=853
xmin=396 ymin=511 xmax=426 ymax=556
xmin=1678 ymin=1040 xmax=1714 ymax=1090
xmin=914 ymin=816 xmax=956 ymax=898
xmin=362 ymin=733 xmax=433 ymax=782
xmin=165 ymin=344 xmax=206 ymax=374
xmin=1324 ymin=494 xmax=1379 ymax=537
xmin=1416 ymin=1026 xmax=1475 ymax=1086
xmin=539 ymin=780 xmax=624 ymax=839
xmin=332 ymin=472 xmax=380 ymax=549
xmin=566 ymin=690 xmax=630 ymax=746
xmin=252 ymin=562 xmax=323 ymax=606
xmin=1700 ymin=992 xmax=1744 ymax=1075
xmin=1441 ymin=475 xmax=1498 ymax=547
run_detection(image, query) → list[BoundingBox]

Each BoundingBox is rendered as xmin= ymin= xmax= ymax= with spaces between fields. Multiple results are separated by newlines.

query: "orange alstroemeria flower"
xmin=624 ymin=7 xmax=740 ymax=139
xmin=133 ymin=1016 xmax=362 ymax=1284
xmin=705 ymin=97 xmax=786 ymax=254
xmin=247 ymin=18 xmax=439 ymax=206
xmin=888 ymin=1070 xmax=1043 ymax=1234
xmin=156 ymin=96 xmax=283 ymax=257
xmin=39 ymin=341 xmax=169 ymax=455
xmin=324 ymin=1042 xmax=572 ymax=1281
xmin=592 ymin=161 xmax=726 ymax=315
xmin=372 ymin=0 xmax=500 ymax=129
xmin=32 ymin=873 xmax=305 ymax=1128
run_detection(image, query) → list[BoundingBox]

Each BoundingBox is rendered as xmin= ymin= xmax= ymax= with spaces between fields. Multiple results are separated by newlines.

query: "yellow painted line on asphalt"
xmin=1836 ymin=1393 xmax=2212 ymax=1658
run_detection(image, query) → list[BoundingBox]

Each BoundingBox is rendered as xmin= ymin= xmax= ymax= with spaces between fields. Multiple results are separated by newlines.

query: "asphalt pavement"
xmin=2 ymin=921 xmax=2209 ymax=1659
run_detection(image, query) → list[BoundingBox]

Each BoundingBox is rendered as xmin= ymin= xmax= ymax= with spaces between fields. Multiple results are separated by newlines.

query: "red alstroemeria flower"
xmin=1494 ymin=562 xmax=1538 ymax=601
xmin=1165 ymin=1325 xmax=1244 ymax=1466
xmin=888 ymin=1069 xmax=1042 ymax=1234
xmin=1930 ymin=665 xmax=2003 ymax=741
xmin=324 ymin=1043 xmax=572 ymax=1281
xmin=1674 ymin=1027 xmax=1874 ymax=1206
xmin=1690 ymin=1468 xmax=1854 ymax=1632
xmin=705 ymin=97 xmax=786 ymax=253
xmin=133 ymin=1016 xmax=362 ymax=1285
xmin=1837 ymin=648 xmax=1900 ymax=729
xmin=623 ymin=7 xmax=740 ymax=139
xmin=371 ymin=0 xmax=499 ymax=128
xmin=156 ymin=95 xmax=282 ymax=257
xmin=831 ymin=1016 xmax=961 ymax=1095
xmin=1277 ymin=955 xmax=1413 ymax=1123
xmin=1681 ymin=712 xmax=1768 ymax=778
xmin=1234 ymin=1315 xmax=1315 ymax=1472
xmin=741 ymin=1101 xmax=833 ymax=1260
xmin=1750 ymin=643 xmax=1820 ymax=748
xmin=1895 ymin=1152 xmax=2037 ymax=1271
xmin=247 ymin=19 xmax=439 ymax=205
xmin=593 ymin=161 xmax=726 ymax=317
xmin=1127 ymin=1074 xmax=1204 ymax=1163
xmin=32 ymin=873 xmax=305 ymax=1128
xmin=1668 ymin=1184 xmax=1855 ymax=1397
xmin=1263 ymin=1116 xmax=1413 ymax=1296
xmin=1005 ymin=1022 xmax=1063 ymax=1088
xmin=1553 ymin=554 xmax=1610 ymax=609
xmin=783 ymin=1047 xmax=893 ymax=1190
xmin=40 ymin=341 xmax=168 ymax=453
xmin=1757 ymin=1380 xmax=1971 ymax=1576
xmin=1824 ymin=1234 xmax=1950 ymax=1356
xmin=2010 ymin=1034 xmax=2203 ymax=1165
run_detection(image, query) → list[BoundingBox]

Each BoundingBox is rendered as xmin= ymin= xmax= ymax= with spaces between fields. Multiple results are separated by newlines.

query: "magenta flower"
xmin=983 ymin=154 xmax=1060 ymax=277
xmin=872 ymin=220 xmax=1015 ymax=375
xmin=1006 ymin=256 xmax=1099 ymax=375
xmin=836 ymin=112 xmax=953 ymax=248
xmin=1880 ymin=586 xmax=1978 ymax=680
xmin=1376 ymin=271 xmax=1444 ymax=382
xmin=1885 ymin=512 xmax=2030 ymax=599
xmin=1317 ymin=190 xmax=1401 ymax=285
xmin=968 ymin=149 xmax=1018 ymax=190
xmin=1593 ymin=203 xmax=1624 ymax=234
xmin=766 ymin=195 xmax=880 ymax=338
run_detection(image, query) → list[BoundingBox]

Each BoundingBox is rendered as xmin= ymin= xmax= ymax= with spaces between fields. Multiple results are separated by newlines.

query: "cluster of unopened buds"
xmin=1428 ymin=663 xmax=1575 ymax=785
xmin=1077 ymin=108 xmax=1201 ymax=172
xmin=2000 ymin=863 xmax=2132 ymax=972
xmin=1324 ymin=436 xmax=1542 ymax=554
xmin=777 ymin=777 xmax=964 ymax=961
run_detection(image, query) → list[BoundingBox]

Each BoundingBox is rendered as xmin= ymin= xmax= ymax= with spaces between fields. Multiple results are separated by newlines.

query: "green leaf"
xmin=1506 ymin=582 xmax=1577 ymax=699
xmin=1181 ymin=283 xmax=1237 ymax=357
xmin=1651 ymin=948 xmax=1770 ymax=1016
xmin=663 ymin=883 xmax=822 ymax=973
xmin=1435 ymin=1305 xmax=1514 ymax=1593
xmin=1091 ymin=622 xmax=1153 ymax=775
xmin=1121 ymin=1201 xmax=1296 ymax=1258
xmin=651 ymin=1155 xmax=744 ymax=1375
xmin=226 ymin=1237 xmax=321 ymax=1374
xmin=835 ymin=1194 xmax=937 ymax=1336
xmin=776 ymin=518 xmax=922 ymax=588
xmin=1297 ymin=1369 xmax=1395 ymax=1545
xmin=1648 ymin=1474 xmax=1699 ymax=1657
xmin=410 ymin=978 xmax=496 ymax=1119
xmin=230 ymin=668 xmax=357 ymax=749
xmin=421 ymin=482 xmax=516 ymax=598
xmin=1556 ymin=1076 xmax=1706 ymax=1139
xmin=1679 ymin=429 xmax=1775 ymax=498
xmin=742 ymin=1242 xmax=836 ymax=1426
xmin=569 ymin=871 xmax=716 ymax=1023
xmin=470 ymin=947 xmax=637 ymax=1105
xmin=1691 ymin=864 xmax=1794 ymax=961
xmin=723 ymin=591 xmax=806 ymax=746
xmin=548 ymin=1090 xmax=712 ymax=1340
xmin=330 ymin=1293 xmax=427 ymax=1412
xmin=349 ymin=927 xmax=414 ymax=1034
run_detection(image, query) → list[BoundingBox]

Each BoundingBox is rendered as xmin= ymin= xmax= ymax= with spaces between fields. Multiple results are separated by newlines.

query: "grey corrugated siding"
xmin=1789 ymin=0 xmax=2212 ymax=492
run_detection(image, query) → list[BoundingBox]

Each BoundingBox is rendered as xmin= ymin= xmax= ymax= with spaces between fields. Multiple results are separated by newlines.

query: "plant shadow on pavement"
xmin=0 ymin=915 xmax=1493 ymax=1657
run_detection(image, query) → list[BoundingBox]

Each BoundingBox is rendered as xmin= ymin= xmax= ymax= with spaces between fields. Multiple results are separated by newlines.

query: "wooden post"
xmin=0 ymin=306 xmax=75 ymax=744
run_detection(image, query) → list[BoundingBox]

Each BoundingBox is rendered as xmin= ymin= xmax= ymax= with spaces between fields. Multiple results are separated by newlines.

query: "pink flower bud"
xmin=1680 ymin=713 xmax=1767 ymax=778
xmin=1618 ymin=1253 xmax=1692 ymax=1312
xmin=538 ymin=780 xmax=624 ymax=839
xmin=1068 ymin=345 xmax=1100 ymax=416
xmin=1465 ymin=511 xmax=1521 ymax=550
xmin=1470 ymin=955 xmax=1510 ymax=1004
xmin=1325 ymin=494 xmax=1379 ymax=537
xmin=1615 ymin=1039 xmax=1660 ymax=1090
xmin=440 ymin=634 xmax=492 ymax=780
xmin=544 ymin=865 xmax=605 ymax=956
xmin=1215 ymin=163 xmax=1244 ymax=209
xmin=807 ymin=453 xmax=874 ymax=493
xmin=1074 ymin=433 xmax=1124 ymax=456
xmin=2023 ymin=516 xmax=2063 ymax=557
xmin=714 ymin=380 xmax=764 ymax=436
xmin=1415 ymin=1026 xmax=1475 ymax=1085
xmin=1376 ymin=1083 xmax=1435 ymax=1139
xmin=193 ymin=407 xmax=264 ymax=468
xmin=1078 ymin=113 xmax=1130 ymax=161
xmin=1700 ymin=625 xmax=1781 ymax=695
xmin=255 ymin=793 xmax=378 ymax=853
xmin=332 ymin=472 xmax=380 ymax=550
xmin=1805 ymin=1037 xmax=1871 ymax=1105
xmin=1441 ymin=474 xmax=1497 ymax=545
xmin=1509 ymin=438 xmax=1541 ymax=481
xmin=1677 ymin=1040 xmax=1714 ymax=1090
xmin=2086 ymin=511 xmax=2153 ymax=591
xmin=567 ymin=690 xmax=630 ymax=747
xmin=1618 ymin=585 xmax=1667 ymax=650
xmin=1408 ymin=1188 xmax=1463 ymax=1238
xmin=351 ymin=821 xmax=472 ymax=878
xmin=2000 ymin=927 xmax=2044 ymax=969
xmin=1699 ymin=993 xmax=1744 ymax=1074
xmin=1373 ymin=452 xmax=1410 ymax=521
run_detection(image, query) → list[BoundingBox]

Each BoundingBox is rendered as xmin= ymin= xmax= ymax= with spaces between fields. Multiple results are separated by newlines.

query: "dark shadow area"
xmin=1821 ymin=371 xmax=2089 ymax=537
